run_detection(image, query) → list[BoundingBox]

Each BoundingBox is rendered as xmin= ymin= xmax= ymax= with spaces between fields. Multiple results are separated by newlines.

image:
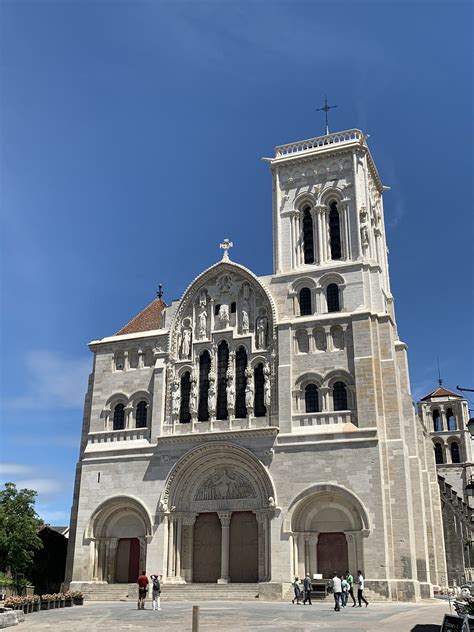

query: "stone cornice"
xmin=155 ymin=426 xmax=279 ymax=446
xmin=277 ymin=427 xmax=378 ymax=449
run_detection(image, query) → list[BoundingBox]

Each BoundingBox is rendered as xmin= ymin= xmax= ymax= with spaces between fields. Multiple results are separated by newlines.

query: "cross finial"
xmin=219 ymin=238 xmax=233 ymax=261
xmin=315 ymin=94 xmax=338 ymax=135
xmin=156 ymin=284 xmax=163 ymax=299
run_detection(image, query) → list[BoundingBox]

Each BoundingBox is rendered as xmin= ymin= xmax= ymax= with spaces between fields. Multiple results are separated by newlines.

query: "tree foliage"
xmin=0 ymin=482 xmax=43 ymax=576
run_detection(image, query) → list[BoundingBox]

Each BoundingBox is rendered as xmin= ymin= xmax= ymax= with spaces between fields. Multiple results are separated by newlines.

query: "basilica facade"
xmin=65 ymin=128 xmax=447 ymax=601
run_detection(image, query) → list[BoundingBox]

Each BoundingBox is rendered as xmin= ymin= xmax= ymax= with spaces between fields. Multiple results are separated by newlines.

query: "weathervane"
xmin=315 ymin=95 xmax=338 ymax=136
xmin=219 ymin=238 xmax=233 ymax=261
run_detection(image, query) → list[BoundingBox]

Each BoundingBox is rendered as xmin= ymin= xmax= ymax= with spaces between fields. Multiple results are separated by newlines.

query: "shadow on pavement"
xmin=410 ymin=626 xmax=441 ymax=631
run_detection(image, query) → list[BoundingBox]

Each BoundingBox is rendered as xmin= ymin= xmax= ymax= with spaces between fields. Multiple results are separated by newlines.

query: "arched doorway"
xmin=286 ymin=484 xmax=369 ymax=579
xmin=159 ymin=442 xmax=276 ymax=584
xmin=116 ymin=538 xmax=140 ymax=583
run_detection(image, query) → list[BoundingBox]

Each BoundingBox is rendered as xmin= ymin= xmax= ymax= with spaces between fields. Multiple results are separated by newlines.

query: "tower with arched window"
xmin=66 ymin=127 xmax=449 ymax=602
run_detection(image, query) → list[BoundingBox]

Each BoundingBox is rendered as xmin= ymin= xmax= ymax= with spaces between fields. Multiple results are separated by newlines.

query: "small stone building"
xmin=65 ymin=128 xmax=447 ymax=601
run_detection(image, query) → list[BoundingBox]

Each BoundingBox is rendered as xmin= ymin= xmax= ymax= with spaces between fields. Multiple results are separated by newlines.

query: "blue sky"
xmin=1 ymin=1 xmax=472 ymax=524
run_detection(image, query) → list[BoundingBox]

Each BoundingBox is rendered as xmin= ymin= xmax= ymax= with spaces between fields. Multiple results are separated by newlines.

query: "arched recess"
xmin=85 ymin=495 xmax=153 ymax=583
xmin=159 ymin=443 xmax=277 ymax=584
xmin=284 ymin=483 xmax=370 ymax=580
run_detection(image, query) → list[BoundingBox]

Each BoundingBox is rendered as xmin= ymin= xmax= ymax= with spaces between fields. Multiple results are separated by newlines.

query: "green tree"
xmin=0 ymin=482 xmax=43 ymax=576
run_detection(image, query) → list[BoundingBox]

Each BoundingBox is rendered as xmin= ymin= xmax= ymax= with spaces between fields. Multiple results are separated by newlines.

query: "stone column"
xmin=167 ymin=515 xmax=175 ymax=579
xmin=308 ymin=534 xmax=318 ymax=576
xmin=108 ymin=538 xmax=118 ymax=583
xmin=320 ymin=387 xmax=330 ymax=412
xmin=217 ymin=512 xmax=232 ymax=583
xmin=311 ymin=208 xmax=318 ymax=264
xmin=255 ymin=511 xmax=271 ymax=581
xmin=175 ymin=516 xmax=183 ymax=581
xmin=316 ymin=206 xmax=324 ymax=264
xmin=297 ymin=533 xmax=305 ymax=578
xmin=304 ymin=534 xmax=310 ymax=573
xmin=182 ymin=514 xmax=197 ymax=583
xmin=91 ymin=539 xmax=99 ymax=581
xmin=125 ymin=406 xmax=133 ymax=429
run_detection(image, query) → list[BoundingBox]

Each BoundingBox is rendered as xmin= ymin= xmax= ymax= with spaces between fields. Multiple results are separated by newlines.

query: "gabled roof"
xmin=116 ymin=298 xmax=166 ymax=336
xmin=420 ymin=387 xmax=462 ymax=401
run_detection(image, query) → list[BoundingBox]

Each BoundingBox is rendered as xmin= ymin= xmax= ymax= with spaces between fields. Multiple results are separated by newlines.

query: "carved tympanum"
xmin=194 ymin=467 xmax=255 ymax=501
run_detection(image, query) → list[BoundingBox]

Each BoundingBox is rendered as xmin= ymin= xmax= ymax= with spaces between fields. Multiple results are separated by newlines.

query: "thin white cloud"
xmin=36 ymin=508 xmax=70 ymax=525
xmin=7 ymin=434 xmax=79 ymax=449
xmin=6 ymin=350 xmax=90 ymax=409
xmin=0 ymin=463 xmax=34 ymax=476
xmin=15 ymin=478 xmax=63 ymax=495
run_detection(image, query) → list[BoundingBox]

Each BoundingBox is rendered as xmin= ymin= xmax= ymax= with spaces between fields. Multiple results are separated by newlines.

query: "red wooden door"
xmin=128 ymin=538 xmax=140 ymax=583
xmin=317 ymin=532 xmax=348 ymax=578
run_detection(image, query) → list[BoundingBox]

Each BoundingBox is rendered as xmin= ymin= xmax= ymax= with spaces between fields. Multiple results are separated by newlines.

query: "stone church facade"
xmin=65 ymin=128 xmax=448 ymax=601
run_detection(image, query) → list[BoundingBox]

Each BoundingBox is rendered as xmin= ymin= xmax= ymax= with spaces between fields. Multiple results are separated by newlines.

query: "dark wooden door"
xmin=128 ymin=538 xmax=140 ymax=582
xmin=193 ymin=513 xmax=221 ymax=583
xmin=229 ymin=512 xmax=258 ymax=582
xmin=317 ymin=532 xmax=348 ymax=578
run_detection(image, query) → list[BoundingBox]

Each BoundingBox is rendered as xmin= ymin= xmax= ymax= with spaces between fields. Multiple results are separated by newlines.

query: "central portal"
xmin=229 ymin=512 xmax=258 ymax=582
xmin=193 ymin=513 xmax=221 ymax=583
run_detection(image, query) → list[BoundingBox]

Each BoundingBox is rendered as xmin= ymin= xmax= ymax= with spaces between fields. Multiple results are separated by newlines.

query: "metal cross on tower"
xmin=219 ymin=238 xmax=233 ymax=261
xmin=315 ymin=95 xmax=338 ymax=136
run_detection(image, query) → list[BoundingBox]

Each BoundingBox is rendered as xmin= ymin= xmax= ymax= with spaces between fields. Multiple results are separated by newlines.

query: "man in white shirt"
xmin=332 ymin=573 xmax=342 ymax=611
xmin=356 ymin=570 xmax=369 ymax=607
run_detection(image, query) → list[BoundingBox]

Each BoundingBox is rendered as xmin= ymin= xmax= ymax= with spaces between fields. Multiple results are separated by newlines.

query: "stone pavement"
xmin=19 ymin=599 xmax=452 ymax=631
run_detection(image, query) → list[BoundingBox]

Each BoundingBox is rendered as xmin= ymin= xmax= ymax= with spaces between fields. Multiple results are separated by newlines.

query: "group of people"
xmin=292 ymin=571 xmax=369 ymax=611
xmin=136 ymin=571 xmax=162 ymax=611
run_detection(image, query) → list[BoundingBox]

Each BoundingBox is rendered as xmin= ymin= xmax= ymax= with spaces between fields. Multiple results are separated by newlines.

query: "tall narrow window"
xmin=216 ymin=341 xmax=229 ymax=420
xmin=299 ymin=288 xmax=312 ymax=316
xmin=179 ymin=372 xmax=191 ymax=423
xmin=450 ymin=442 xmax=461 ymax=464
xmin=235 ymin=346 xmax=247 ymax=418
xmin=305 ymin=384 xmax=319 ymax=413
xmin=113 ymin=403 xmax=125 ymax=430
xmin=327 ymin=284 xmax=340 ymax=312
xmin=333 ymin=381 xmax=348 ymax=411
xmin=254 ymin=363 xmax=266 ymax=417
xmin=303 ymin=207 xmax=314 ymax=264
xmin=446 ymin=408 xmax=456 ymax=431
xmin=432 ymin=410 xmax=442 ymax=432
xmin=198 ymin=351 xmax=211 ymax=421
xmin=434 ymin=443 xmax=444 ymax=464
xmin=136 ymin=401 xmax=148 ymax=428
xmin=329 ymin=202 xmax=342 ymax=259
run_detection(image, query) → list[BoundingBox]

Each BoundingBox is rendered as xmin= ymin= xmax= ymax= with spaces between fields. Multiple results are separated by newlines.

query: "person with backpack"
xmin=341 ymin=576 xmax=349 ymax=608
xmin=150 ymin=574 xmax=162 ymax=611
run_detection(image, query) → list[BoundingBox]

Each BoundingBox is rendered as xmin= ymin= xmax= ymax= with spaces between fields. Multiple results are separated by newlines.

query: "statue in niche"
xmin=241 ymin=300 xmax=250 ymax=334
xmin=198 ymin=306 xmax=207 ymax=340
xmin=226 ymin=371 xmax=235 ymax=411
xmin=245 ymin=368 xmax=254 ymax=410
xmin=263 ymin=361 xmax=271 ymax=408
xmin=218 ymin=303 xmax=230 ymax=328
xmin=218 ymin=274 xmax=232 ymax=293
xmin=208 ymin=373 xmax=217 ymax=416
xmin=361 ymin=225 xmax=370 ymax=250
xmin=180 ymin=326 xmax=192 ymax=359
xmin=268 ymin=496 xmax=276 ymax=508
xmin=171 ymin=380 xmax=180 ymax=417
xmin=199 ymin=290 xmax=207 ymax=307
xmin=190 ymin=374 xmax=198 ymax=416
xmin=256 ymin=315 xmax=268 ymax=349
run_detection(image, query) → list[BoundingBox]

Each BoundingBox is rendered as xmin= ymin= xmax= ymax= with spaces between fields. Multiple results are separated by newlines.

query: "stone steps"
xmin=76 ymin=583 xmax=260 ymax=602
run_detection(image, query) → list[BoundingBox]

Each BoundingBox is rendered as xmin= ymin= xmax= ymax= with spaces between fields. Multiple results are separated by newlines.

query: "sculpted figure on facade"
xmin=218 ymin=303 xmax=230 ymax=328
xmin=180 ymin=325 xmax=192 ymax=359
xmin=208 ymin=373 xmax=217 ymax=416
xmin=263 ymin=360 xmax=271 ymax=408
xmin=226 ymin=370 xmax=235 ymax=412
xmin=171 ymin=379 xmax=180 ymax=417
xmin=190 ymin=373 xmax=198 ymax=416
xmin=241 ymin=301 xmax=250 ymax=334
xmin=198 ymin=306 xmax=208 ymax=340
xmin=256 ymin=315 xmax=268 ymax=349
xmin=245 ymin=368 xmax=254 ymax=411
xmin=195 ymin=468 xmax=255 ymax=501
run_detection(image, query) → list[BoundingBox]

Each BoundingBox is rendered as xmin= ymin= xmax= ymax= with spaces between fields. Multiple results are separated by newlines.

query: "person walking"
xmin=332 ymin=572 xmax=342 ymax=611
xmin=150 ymin=573 xmax=161 ymax=611
xmin=302 ymin=573 xmax=312 ymax=605
xmin=341 ymin=576 xmax=349 ymax=608
xmin=137 ymin=570 xmax=149 ymax=610
xmin=345 ymin=570 xmax=357 ymax=606
xmin=356 ymin=570 xmax=369 ymax=607
xmin=291 ymin=577 xmax=302 ymax=605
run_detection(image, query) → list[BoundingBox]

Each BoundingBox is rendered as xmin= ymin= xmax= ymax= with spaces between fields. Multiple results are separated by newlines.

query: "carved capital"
xmin=182 ymin=513 xmax=198 ymax=526
xmin=218 ymin=511 xmax=232 ymax=527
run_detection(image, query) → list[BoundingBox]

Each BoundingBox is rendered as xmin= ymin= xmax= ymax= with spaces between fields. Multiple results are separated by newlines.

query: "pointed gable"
xmin=116 ymin=298 xmax=166 ymax=336
xmin=420 ymin=387 xmax=462 ymax=401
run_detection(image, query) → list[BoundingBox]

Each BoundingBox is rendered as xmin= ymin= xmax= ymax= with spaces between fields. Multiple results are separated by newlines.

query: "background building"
xmin=65 ymin=128 xmax=447 ymax=601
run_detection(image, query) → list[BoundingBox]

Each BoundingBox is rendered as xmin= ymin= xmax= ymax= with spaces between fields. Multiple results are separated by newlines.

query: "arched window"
xmin=179 ymin=372 xmax=191 ymax=423
xmin=115 ymin=351 xmax=125 ymax=371
xmin=333 ymin=381 xmax=348 ymax=411
xmin=434 ymin=443 xmax=444 ymax=464
xmin=329 ymin=202 xmax=342 ymax=260
xmin=446 ymin=408 xmax=456 ymax=431
xmin=450 ymin=442 xmax=461 ymax=464
xmin=305 ymin=384 xmax=319 ymax=413
xmin=129 ymin=350 xmax=139 ymax=369
xmin=136 ymin=401 xmax=148 ymax=428
xmin=143 ymin=348 xmax=154 ymax=367
xmin=254 ymin=363 xmax=266 ymax=417
xmin=299 ymin=287 xmax=312 ymax=316
xmin=327 ymin=284 xmax=340 ymax=312
xmin=303 ymin=207 xmax=314 ymax=264
xmin=198 ymin=351 xmax=211 ymax=421
xmin=331 ymin=326 xmax=344 ymax=350
xmin=113 ymin=403 xmax=125 ymax=430
xmin=314 ymin=328 xmax=327 ymax=352
xmin=235 ymin=347 xmax=248 ymax=419
xmin=432 ymin=409 xmax=442 ymax=432
xmin=216 ymin=341 xmax=229 ymax=420
xmin=296 ymin=330 xmax=309 ymax=354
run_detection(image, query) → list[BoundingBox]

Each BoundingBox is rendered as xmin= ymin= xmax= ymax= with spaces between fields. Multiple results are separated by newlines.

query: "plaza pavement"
xmin=19 ymin=599 xmax=452 ymax=631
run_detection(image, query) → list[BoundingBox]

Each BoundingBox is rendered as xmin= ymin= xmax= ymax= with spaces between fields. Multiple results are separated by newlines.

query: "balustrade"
xmin=275 ymin=129 xmax=364 ymax=157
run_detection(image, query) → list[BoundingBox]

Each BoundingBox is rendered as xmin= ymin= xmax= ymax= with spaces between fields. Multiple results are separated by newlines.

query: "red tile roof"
xmin=420 ymin=387 xmax=462 ymax=401
xmin=116 ymin=298 xmax=166 ymax=336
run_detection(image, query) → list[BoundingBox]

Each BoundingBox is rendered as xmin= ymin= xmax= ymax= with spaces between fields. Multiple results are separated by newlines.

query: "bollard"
xmin=192 ymin=605 xmax=199 ymax=632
